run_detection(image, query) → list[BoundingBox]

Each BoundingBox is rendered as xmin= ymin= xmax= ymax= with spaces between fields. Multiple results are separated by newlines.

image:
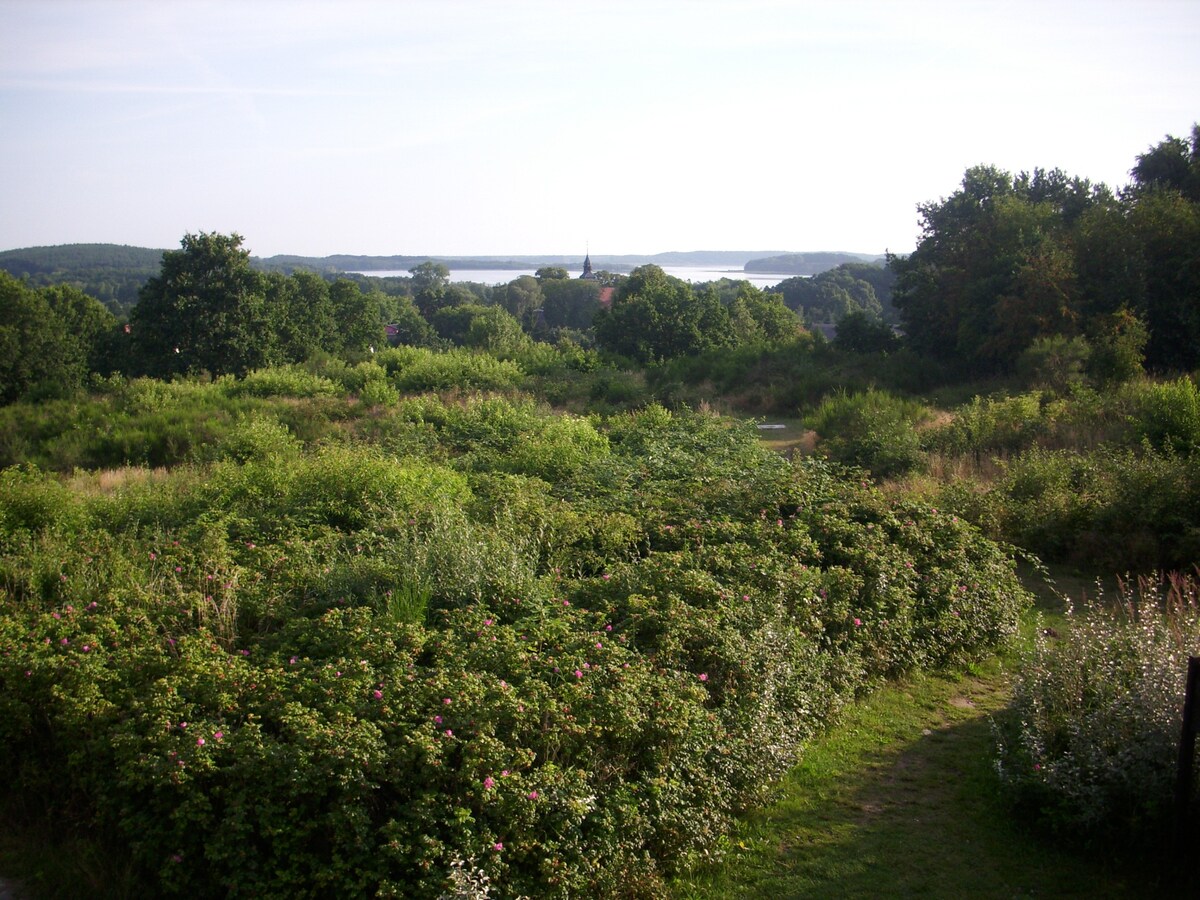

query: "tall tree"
xmin=130 ymin=232 xmax=276 ymax=377
xmin=410 ymin=262 xmax=450 ymax=318
xmin=890 ymin=166 xmax=1102 ymax=373
xmin=329 ymin=280 xmax=386 ymax=353
xmin=40 ymin=282 xmax=118 ymax=375
xmin=268 ymin=270 xmax=337 ymax=362
xmin=594 ymin=265 xmax=732 ymax=362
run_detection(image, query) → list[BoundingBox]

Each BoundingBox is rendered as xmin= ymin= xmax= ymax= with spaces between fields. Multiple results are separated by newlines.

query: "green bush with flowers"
xmin=0 ymin=389 xmax=1030 ymax=897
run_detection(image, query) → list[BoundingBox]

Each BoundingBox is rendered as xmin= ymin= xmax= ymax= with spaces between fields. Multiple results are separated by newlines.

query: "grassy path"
xmin=672 ymin=654 xmax=1169 ymax=899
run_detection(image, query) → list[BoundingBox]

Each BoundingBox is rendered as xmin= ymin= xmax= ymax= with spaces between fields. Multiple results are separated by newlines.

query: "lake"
xmin=348 ymin=266 xmax=791 ymax=288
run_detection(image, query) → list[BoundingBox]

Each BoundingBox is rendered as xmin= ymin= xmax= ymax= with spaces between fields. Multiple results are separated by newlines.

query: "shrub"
xmin=955 ymin=445 xmax=1200 ymax=572
xmin=923 ymin=392 xmax=1048 ymax=460
xmin=0 ymin=402 xmax=1031 ymax=898
xmin=1016 ymin=335 xmax=1091 ymax=394
xmin=995 ymin=572 xmax=1200 ymax=849
xmin=803 ymin=388 xmax=931 ymax=478
xmin=223 ymin=365 xmax=340 ymax=399
xmin=1124 ymin=376 xmax=1200 ymax=454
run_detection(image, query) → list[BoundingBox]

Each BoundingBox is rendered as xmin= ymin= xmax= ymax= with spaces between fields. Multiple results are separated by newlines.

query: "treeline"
xmin=892 ymin=125 xmax=1200 ymax=375
xmin=3 ymin=123 xmax=1197 ymax=408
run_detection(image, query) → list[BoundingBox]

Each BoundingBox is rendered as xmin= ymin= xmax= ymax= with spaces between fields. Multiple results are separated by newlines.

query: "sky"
xmin=1 ymin=0 xmax=1198 ymax=259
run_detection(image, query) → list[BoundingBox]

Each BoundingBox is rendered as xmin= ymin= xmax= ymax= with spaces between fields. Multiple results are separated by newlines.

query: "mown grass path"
xmin=673 ymin=653 xmax=1174 ymax=899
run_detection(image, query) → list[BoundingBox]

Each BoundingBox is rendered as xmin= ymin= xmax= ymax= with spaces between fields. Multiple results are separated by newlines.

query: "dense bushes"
xmin=804 ymin=388 xmax=932 ymax=478
xmin=995 ymin=572 xmax=1200 ymax=848
xmin=925 ymin=377 xmax=1200 ymax=572
xmin=0 ymin=393 xmax=1030 ymax=897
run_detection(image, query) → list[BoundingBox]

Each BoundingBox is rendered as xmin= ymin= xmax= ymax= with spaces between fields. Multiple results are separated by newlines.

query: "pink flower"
xmin=483 ymin=618 xmax=493 ymax=626
xmin=443 ymin=697 xmax=452 ymax=705
xmin=60 ymin=637 xmax=69 ymax=645
xmin=373 ymin=690 xmax=383 ymax=700
xmin=698 ymin=673 xmax=708 ymax=682
xmin=180 ymin=721 xmax=187 ymax=729
xmin=602 ymin=574 xmax=611 ymax=581
xmin=483 ymin=776 xmax=495 ymax=789
xmin=742 ymin=594 xmax=750 ymax=602
xmin=562 ymin=599 xmax=570 ymax=606
xmin=149 ymin=552 xmax=157 ymax=560
xmin=434 ymin=715 xmax=443 ymax=724
xmin=501 ymin=770 xmax=510 ymax=777
xmin=444 ymin=729 xmax=453 ymax=737
xmin=574 ymin=669 xmax=583 ymax=679
xmin=605 ymin=624 xmax=613 ymax=631
xmin=527 ymin=790 xmax=539 ymax=800
xmin=175 ymin=566 xmax=182 ymax=573
xmin=595 ymin=642 xmax=602 ymax=649
xmin=289 ymin=656 xmax=297 ymax=665
xmin=246 ymin=542 xmax=255 ymax=549
xmin=492 ymin=842 xmax=504 ymax=851
xmin=196 ymin=737 xmax=205 ymax=746
xmin=82 ymin=645 xmax=91 ymax=653
xmin=213 ymin=731 xmax=224 ymax=740
xmin=854 ymin=618 xmax=863 ymax=627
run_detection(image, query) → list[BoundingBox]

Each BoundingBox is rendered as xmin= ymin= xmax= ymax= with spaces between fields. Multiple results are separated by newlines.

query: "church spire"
xmin=580 ymin=247 xmax=597 ymax=280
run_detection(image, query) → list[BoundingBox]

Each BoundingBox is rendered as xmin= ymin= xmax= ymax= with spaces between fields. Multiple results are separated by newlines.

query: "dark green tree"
xmin=40 ymin=282 xmax=118 ymax=375
xmin=329 ymin=280 xmax=385 ymax=353
xmin=503 ymin=275 xmax=543 ymax=324
xmin=0 ymin=271 xmax=78 ymax=402
xmin=385 ymin=294 xmax=436 ymax=346
xmin=834 ymin=309 xmax=900 ymax=354
xmin=727 ymin=282 xmax=801 ymax=344
xmin=410 ymin=262 xmax=450 ymax=317
xmin=130 ymin=232 xmax=276 ymax=377
xmin=890 ymin=166 xmax=1103 ymax=374
xmin=541 ymin=278 xmax=602 ymax=331
xmin=594 ymin=265 xmax=732 ymax=362
xmin=262 ymin=271 xmax=336 ymax=363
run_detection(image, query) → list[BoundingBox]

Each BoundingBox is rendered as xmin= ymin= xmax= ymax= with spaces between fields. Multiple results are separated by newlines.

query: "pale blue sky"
xmin=2 ymin=0 xmax=1197 ymax=257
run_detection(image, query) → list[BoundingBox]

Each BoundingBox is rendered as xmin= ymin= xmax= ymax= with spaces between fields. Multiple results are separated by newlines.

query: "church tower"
xmin=580 ymin=251 xmax=597 ymax=280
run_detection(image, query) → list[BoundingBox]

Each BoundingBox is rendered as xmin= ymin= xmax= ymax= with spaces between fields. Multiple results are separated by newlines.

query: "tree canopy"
xmin=888 ymin=130 xmax=1200 ymax=375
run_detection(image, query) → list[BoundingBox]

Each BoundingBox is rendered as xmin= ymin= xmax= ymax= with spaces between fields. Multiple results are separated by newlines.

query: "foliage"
xmin=0 ymin=389 xmax=1029 ymax=897
xmin=995 ymin=572 xmax=1200 ymax=849
xmin=1125 ymin=375 xmax=1200 ymax=454
xmin=804 ymin=389 xmax=932 ymax=478
xmin=130 ymin=232 xmax=279 ymax=378
xmin=771 ymin=262 xmax=895 ymax=325
xmin=594 ymin=266 xmax=733 ymax=363
xmin=892 ymin=127 xmax=1200 ymax=375
xmin=833 ymin=309 xmax=900 ymax=354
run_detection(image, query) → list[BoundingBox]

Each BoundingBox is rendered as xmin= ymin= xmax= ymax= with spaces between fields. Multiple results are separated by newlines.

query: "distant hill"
xmin=0 ymin=244 xmax=169 ymax=316
xmin=743 ymin=252 xmax=885 ymax=275
xmin=0 ymin=243 xmax=167 ymax=274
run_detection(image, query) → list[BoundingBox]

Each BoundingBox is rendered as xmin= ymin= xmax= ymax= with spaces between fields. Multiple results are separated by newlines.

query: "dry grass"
xmin=67 ymin=466 xmax=172 ymax=495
